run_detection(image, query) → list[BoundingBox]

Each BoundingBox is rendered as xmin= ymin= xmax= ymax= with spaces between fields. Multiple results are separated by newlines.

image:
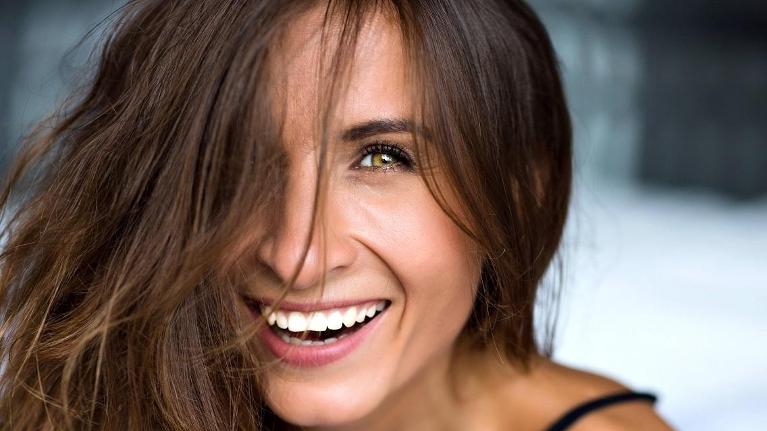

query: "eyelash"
xmin=354 ymin=141 xmax=416 ymax=173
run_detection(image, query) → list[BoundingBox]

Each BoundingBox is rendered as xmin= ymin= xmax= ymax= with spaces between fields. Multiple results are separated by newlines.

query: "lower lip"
xmin=253 ymin=307 xmax=387 ymax=368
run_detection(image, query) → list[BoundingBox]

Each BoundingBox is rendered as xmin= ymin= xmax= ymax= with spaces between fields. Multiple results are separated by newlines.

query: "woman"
xmin=0 ymin=0 xmax=672 ymax=430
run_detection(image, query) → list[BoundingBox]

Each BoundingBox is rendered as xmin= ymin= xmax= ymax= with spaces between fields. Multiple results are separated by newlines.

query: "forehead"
xmin=269 ymin=5 xmax=411 ymax=149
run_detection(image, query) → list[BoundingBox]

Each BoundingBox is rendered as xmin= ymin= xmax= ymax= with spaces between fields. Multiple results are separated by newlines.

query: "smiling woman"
xmin=0 ymin=1 xmax=671 ymax=430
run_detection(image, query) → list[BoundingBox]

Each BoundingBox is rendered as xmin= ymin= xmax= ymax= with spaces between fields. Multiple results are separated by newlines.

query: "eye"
xmin=354 ymin=141 xmax=415 ymax=173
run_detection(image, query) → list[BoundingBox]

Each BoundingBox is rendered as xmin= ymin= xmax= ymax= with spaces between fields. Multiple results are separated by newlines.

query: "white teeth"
xmin=275 ymin=312 xmax=289 ymax=329
xmin=327 ymin=310 xmax=343 ymax=330
xmin=287 ymin=312 xmax=307 ymax=332
xmin=260 ymin=300 xmax=388 ymax=339
xmin=342 ymin=307 xmax=357 ymax=327
xmin=280 ymin=335 xmax=342 ymax=346
xmin=307 ymin=312 xmax=328 ymax=332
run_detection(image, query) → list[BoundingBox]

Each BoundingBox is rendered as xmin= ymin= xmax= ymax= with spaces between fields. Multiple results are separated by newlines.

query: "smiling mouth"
xmin=245 ymin=299 xmax=390 ymax=346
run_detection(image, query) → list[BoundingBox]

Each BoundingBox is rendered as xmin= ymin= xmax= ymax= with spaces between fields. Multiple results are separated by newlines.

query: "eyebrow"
xmin=340 ymin=118 xmax=431 ymax=141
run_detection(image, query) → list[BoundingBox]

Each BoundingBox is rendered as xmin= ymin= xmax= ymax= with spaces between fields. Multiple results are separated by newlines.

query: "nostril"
xmin=255 ymin=239 xmax=323 ymax=290
xmin=251 ymin=207 xmax=358 ymax=291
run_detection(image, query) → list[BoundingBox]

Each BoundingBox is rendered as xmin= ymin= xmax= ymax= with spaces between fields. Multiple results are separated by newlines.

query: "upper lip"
xmin=242 ymin=295 xmax=388 ymax=312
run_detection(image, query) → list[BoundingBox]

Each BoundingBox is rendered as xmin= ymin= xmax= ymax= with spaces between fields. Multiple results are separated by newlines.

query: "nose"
xmin=256 ymin=159 xmax=357 ymax=291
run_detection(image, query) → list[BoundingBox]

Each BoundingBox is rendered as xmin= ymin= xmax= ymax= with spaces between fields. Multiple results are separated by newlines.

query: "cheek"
xmin=395 ymin=196 xmax=478 ymax=356
xmin=394 ymin=201 xmax=477 ymax=319
xmin=350 ymin=177 xmax=481 ymax=370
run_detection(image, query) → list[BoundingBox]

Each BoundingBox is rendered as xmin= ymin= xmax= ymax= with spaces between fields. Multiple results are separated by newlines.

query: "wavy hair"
xmin=0 ymin=0 xmax=571 ymax=429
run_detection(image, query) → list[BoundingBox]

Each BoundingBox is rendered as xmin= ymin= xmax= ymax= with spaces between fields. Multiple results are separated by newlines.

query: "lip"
xmin=246 ymin=300 xmax=389 ymax=367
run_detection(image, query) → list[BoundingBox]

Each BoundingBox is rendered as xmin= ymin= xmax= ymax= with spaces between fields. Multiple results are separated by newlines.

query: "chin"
xmin=265 ymin=375 xmax=390 ymax=427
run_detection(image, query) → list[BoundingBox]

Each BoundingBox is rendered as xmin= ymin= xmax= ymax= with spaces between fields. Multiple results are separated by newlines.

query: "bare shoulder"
xmin=480 ymin=357 xmax=675 ymax=431
xmin=531 ymin=360 xmax=674 ymax=430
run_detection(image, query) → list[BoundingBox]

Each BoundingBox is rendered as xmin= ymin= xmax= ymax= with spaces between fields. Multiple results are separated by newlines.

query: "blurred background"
xmin=0 ymin=0 xmax=765 ymax=429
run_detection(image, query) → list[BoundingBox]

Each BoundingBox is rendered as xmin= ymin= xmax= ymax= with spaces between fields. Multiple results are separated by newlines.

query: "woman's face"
xmin=238 ymin=7 xmax=482 ymax=427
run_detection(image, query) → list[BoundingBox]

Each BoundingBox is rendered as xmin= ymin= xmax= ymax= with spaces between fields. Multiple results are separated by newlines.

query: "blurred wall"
xmin=529 ymin=2 xmax=767 ymax=430
xmin=0 ymin=0 xmax=119 ymax=171
xmin=531 ymin=0 xmax=767 ymax=200
xmin=636 ymin=1 xmax=767 ymax=199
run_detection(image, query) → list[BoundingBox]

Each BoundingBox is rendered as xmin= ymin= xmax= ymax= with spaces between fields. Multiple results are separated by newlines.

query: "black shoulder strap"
xmin=545 ymin=391 xmax=658 ymax=431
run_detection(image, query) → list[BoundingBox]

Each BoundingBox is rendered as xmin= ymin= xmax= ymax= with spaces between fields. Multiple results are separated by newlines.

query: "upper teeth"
xmin=261 ymin=301 xmax=386 ymax=333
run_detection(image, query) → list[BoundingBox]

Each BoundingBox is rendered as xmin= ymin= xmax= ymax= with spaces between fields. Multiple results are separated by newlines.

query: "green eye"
xmin=360 ymin=152 xmax=397 ymax=168
xmin=357 ymin=142 xmax=415 ymax=172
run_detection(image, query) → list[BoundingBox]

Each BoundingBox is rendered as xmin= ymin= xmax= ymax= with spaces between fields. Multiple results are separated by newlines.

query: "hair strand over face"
xmin=0 ymin=1 xmax=571 ymax=429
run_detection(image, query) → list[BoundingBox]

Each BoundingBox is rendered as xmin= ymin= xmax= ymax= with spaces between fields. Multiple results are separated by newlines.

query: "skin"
xmin=236 ymin=5 xmax=674 ymax=431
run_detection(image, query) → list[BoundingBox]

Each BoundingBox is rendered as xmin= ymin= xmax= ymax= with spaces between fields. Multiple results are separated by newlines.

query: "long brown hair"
xmin=0 ymin=1 xmax=571 ymax=429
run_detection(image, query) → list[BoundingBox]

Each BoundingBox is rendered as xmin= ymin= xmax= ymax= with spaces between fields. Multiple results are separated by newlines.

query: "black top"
xmin=545 ymin=391 xmax=658 ymax=431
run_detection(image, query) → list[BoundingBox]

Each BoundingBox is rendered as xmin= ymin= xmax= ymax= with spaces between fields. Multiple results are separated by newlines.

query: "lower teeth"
xmin=279 ymin=332 xmax=347 ymax=346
